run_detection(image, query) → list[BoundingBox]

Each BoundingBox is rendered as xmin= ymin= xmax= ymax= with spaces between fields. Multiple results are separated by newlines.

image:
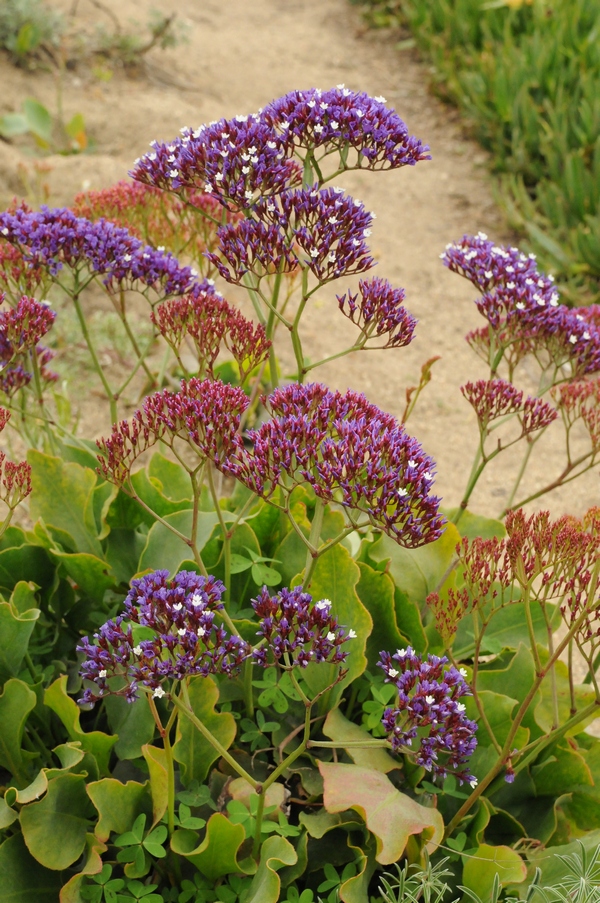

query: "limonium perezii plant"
xmin=1 ymin=85 xmax=600 ymax=903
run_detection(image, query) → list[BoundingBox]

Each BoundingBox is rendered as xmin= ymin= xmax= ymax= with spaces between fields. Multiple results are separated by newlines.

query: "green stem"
xmin=303 ymin=498 xmax=325 ymax=588
xmin=451 ymin=445 xmax=487 ymax=525
xmin=306 ymin=739 xmax=392 ymax=748
xmin=72 ymin=291 xmax=118 ymax=423
xmin=206 ymin=466 xmax=231 ymax=599
xmin=29 ymin=347 xmax=56 ymax=449
xmin=147 ymin=696 xmax=175 ymax=838
xmin=251 ymin=789 xmax=267 ymax=861
xmin=243 ymin=657 xmax=255 ymax=719
xmin=173 ymin=685 xmax=258 ymax=788
xmin=502 ymin=435 xmax=536 ymax=515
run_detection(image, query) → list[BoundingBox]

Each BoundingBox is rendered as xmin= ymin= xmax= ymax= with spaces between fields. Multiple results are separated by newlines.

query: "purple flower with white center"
xmin=78 ymin=570 xmax=251 ymax=706
xmin=378 ymin=647 xmax=478 ymax=784
xmin=337 ymin=277 xmax=417 ymax=347
xmin=251 ymin=585 xmax=352 ymax=669
xmin=131 ymin=116 xmax=301 ymax=210
xmin=254 ymin=187 xmax=374 ymax=282
xmin=206 ymin=218 xmax=298 ymax=284
xmin=0 ymin=206 xmax=196 ymax=296
xmin=261 ymin=86 xmax=430 ymax=170
xmin=236 ymin=383 xmax=443 ymax=548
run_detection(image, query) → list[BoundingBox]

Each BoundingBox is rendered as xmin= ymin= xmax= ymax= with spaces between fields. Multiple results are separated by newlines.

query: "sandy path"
xmin=0 ymin=0 xmax=596 ymax=519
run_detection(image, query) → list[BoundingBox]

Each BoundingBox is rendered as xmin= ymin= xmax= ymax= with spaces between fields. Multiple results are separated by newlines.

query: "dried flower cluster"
xmin=0 ymin=406 xmax=32 ymax=510
xmin=461 ymin=378 xmax=557 ymax=436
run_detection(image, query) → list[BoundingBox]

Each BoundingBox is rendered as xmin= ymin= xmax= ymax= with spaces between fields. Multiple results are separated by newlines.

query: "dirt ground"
xmin=0 ymin=0 xmax=597 ymax=521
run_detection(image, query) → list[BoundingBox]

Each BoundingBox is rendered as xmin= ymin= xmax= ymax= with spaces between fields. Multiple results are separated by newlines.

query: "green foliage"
xmin=354 ymin=0 xmax=600 ymax=301
xmin=0 ymin=0 xmax=63 ymax=64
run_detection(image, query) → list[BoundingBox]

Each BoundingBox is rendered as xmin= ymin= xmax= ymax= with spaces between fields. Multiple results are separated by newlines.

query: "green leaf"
xmin=252 ymin=562 xmax=281 ymax=586
xmin=87 ymin=779 xmax=153 ymax=842
xmin=356 ymin=562 xmax=408 ymax=668
xmin=148 ymin=453 xmax=192 ymax=502
xmin=443 ymin=508 xmax=506 ymax=540
xmin=141 ymin=746 xmax=168 ymax=827
xmin=0 ymin=112 xmax=29 ymax=138
xmin=130 ymin=468 xmax=193 ymax=520
xmin=0 ymin=796 xmax=18 ymax=829
xmin=50 ymin=550 xmax=115 ymax=604
xmin=170 ymin=813 xmax=247 ymax=880
xmin=58 ymin=833 xmax=108 ymax=903
xmin=319 ymin=762 xmax=444 ymax=864
xmin=104 ymin=693 xmax=156 ymax=760
xmin=461 ymin=843 xmax=527 ymax=897
xmin=532 ymin=743 xmax=593 ymax=797
xmin=534 ymin=656 xmax=598 ymax=736
xmin=0 ymin=678 xmax=37 ymax=780
xmin=369 ymin=523 xmax=461 ymax=605
xmin=28 ymin=451 xmax=103 ymax=558
xmin=20 ymin=772 xmax=92 ymax=869
xmin=138 ymin=510 xmax=217 ymax=574
xmin=322 ymin=708 xmax=400 ymax=773
xmin=173 ymin=675 xmax=236 ymax=784
xmin=465 ymin=691 xmax=529 ymax=750
xmin=300 ymin=544 xmax=372 ymax=706
xmin=0 ymin=834 xmax=62 ymax=903
xmin=22 ymin=98 xmax=53 ymax=143
xmin=0 ymin=582 xmax=40 ymax=683
xmin=44 ymin=676 xmax=117 ymax=776
xmin=0 ymin=544 xmax=53 ymax=594
xmin=245 ymin=835 xmax=298 ymax=903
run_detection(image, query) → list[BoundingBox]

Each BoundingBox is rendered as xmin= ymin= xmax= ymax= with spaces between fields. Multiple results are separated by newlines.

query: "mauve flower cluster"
xmin=132 ymin=117 xmax=301 ymax=209
xmin=251 ymin=585 xmax=354 ymax=669
xmin=461 ymin=378 xmax=557 ymax=435
xmin=443 ymin=233 xmax=600 ymax=377
xmin=97 ymin=377 xmax=248 ymax=485
xmin=552 ymin=377 xmax=600 ymax=454
xmin=0 ymin=206 xmax=196 ymax=296
xmin=337 ymin=277 xmax=417 ymax=348
xmin=78 ymin=570 xmax=250 ymax=706
xmin=260 ymin=85 xmax=430 ymax=169
xmin=0 ymin=407 xmax=31 ymax=509
xmin=131 ymin=87 xmax=428 ymax=211
xmin=0 ymin=239 xmax=50 ymax=297
xmin=151 ymin=284 xmax=271 ymax=381
xmin=378 ymin=647 xmax=477 ymax=784
xmin=0 ymin=294 xmax=58 ymax=398
xmin=236 ymin=383 xmax=443 ymax=548
xmin=207 ymin=218 xmax=299 ymax=284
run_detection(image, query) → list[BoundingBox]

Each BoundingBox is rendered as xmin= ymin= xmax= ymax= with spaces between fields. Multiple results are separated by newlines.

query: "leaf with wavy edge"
xmin=245 ymin=835 xmax=298 ymax=903
xmin=319 ymin=762 xmax=443 ymax=864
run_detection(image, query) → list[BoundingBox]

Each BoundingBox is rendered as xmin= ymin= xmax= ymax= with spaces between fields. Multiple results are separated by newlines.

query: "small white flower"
xmin=584 ymin=331 xmax=591 ymax=340
xmin=328 ymin=252 xmax=336 ymax=263
xmin=169 ymin=169 xmax=179 ymax=179
xmin=348 ymin=629 xmax=357 ymax=639
xmin=98 ymin=669 xmax=107 ymax=678
xmin=507 ymin=281 xmax=516 ymax=289
xmin=307 ymin=100 xmax=316 ymax=108
xmin=215 ymin=173 xmax=224 ymax=182
xmin=374 ymin=95 xmax=387 ymax=103
xmin=153 ymin=686 xmax=166 ymax=699
xmin=267 ymin=140 xmax=278 ymax=148
xmin=477 ymin=231 xmax=488 ymax=240
xmin=328 ymin=216 xmax=338 ymax=224
xmin=309 ymin=248 xmax=319 ymax=258
xmin=168 ymin=154 xmax=176 ymax=163
xmin=191 ymin=593 xmax=203 ymax=606
xmin=330 ymin=120 xmax=339 ymax=129
xmin=314 ymin=124 xmax=324 ymax=134
xmin=469 ymin=778 xmax=478 ymax=788
xmin=506 ymin=265 xmax=515 ymax=273
xmin=320 ymin=102 xmax=329 ymax=110
xmin=133 ymin=645 xmax=142 ymax=656
xmin=281 ymin=120 xmax=291 ymax=129
xmin=388 ymin=668 xmax=399 ymax=678
xmin=396 ymin=648 xmax=408 ymax=657
xmin=456 ymin=702 xmax=466 ymax=713
xmin=173 ymin=602 xmax=183 ymax=611
xmin=408 ymin=459 xmax=417 ymax=468
xmin=397 ymin=487 xmax=408 ymax=497
xmin=423 ymin=471 xmax=433 ymax=481
xmin=2 ymin=226 xmax=11 ymax=235
xmin=178 ymin=628 xmax=186 ymax=636
xmin=425 ymin=695 xmax=435 ymax=704
xmin=197 ymin=626 xmax=206 ymax=637
xmin=242 ymin=166 xmax=250 ymax=175
xmin=336 ymin=83 xmax=345 ymax=89
xmin=356 ymin=109 xmax=364 ymax=118
xmin=459 ymin=667 xmax=468 ymax=677
xmin=327 ymin=631 xmax=336 ymax=642
xmin=363 ymin=229 xmax=372 ymax=237
xmin=315 ymin=599 xmax=332 ymax=611
xmin=484 ymin=270 xmax=493 ymax=279
xmin=516 ymin=302 xmax=526 ymax=310
xmin=569 ymin=334 xmax=578 ymax=344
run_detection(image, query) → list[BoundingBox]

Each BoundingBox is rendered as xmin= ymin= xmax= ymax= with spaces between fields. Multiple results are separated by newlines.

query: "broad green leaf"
xmin=58 ymin=833 xmax=107 ymax=903
xmin=138 ymin=510 xmax=217 ymax=574
xmin=0 ymin=112 xmax=29 ymax=138
xmin=148 ymin=453 xmax=192 ymax=502
xmin=93 ymin=480 xmax=117 ymax=542
xmin=322 ymin=708 xmax=399 ymax=773
xmin=454 ymin=598 xmax=552 ymax=657
xmin=170 ymin=812 xmax=246 ymax=880
xmin=461 ymin=843 xmax=527 ymax=897
xmin=299 ymin=809 xmax=363 ymax=839
xmin=535 ymin=656 xmax=598 ymax=735
xmin=23 ymin=98 xmax=53 ymax=143
xmin=49 ymin=550 xmax=115 ymax=604
xmin=272 ymin=502 xmax=311 ymax=587
xmin=104 ymin=693 xmax=156 ymax=760
xmin=527 ymin=831 xmax=600 ymax=895
xmin=356 ymin=562 xmax=408 ymax=668
xmin=228 ymin=778 xmax=285 ymax=819
xmin=65 ymin=112 xmax=87 ymax=150
xmin=245 ymin=835 xmax=298 ymax=903
xmin=368 ymin=523 xmax=461 ymax=605
xmin=394 ymin=587 xmax=428 ymax=653
xmin=299 ymin=545 xmax=372 ymax=706
xmin=20 ymin=772 xmax=92 ymax=869
xmin=173 ymin=675 xmax=236 ymax=785
xmin=0 ymin=834 xmax=62 ymax=903
xmin=87 ymin=779 xmax=153 ymax=841
xmin=0 ymin=583 xmax=40 ymax=683
xmin=0 ymin=545 xmax=53 ymax=597
xmin=28 ymin=451 xmax=103 ymax=558
xmin=320 ymin=762 xmax=443 ymax=864
xmin=340 ymin=832 xmax=378 ymax=903
xmin=532 ymin=743 xmax=593 ymax=796
xmin=130 ymin=468 xmax=193 ymax=520
xmin=141 ymin=745 xmax=168 ymax=827
xmin=476 ymin=645 xmax=541 ymax=738
xmin=464 ymin=691 xmax=529 ymax=750
xmin=0 ymin=678 xmax=37 ymax=780
xmin=443 ymin=508 xmax=506 ymax=540
xmin=105 ymin=528 xmax=147 ymax=586
xmin=44 ymin=676 xmax=117 ymax=776
xmin=0 ymin=796 xmax=18 ymax=829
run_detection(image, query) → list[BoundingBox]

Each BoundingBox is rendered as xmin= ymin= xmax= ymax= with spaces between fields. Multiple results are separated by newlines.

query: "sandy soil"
xmin=0 ymin=0 xmax=597 ymax=521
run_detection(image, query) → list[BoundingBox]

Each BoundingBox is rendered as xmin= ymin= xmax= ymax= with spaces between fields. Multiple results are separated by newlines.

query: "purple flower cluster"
xmin=0 ymin=206 xmax=196 ymax=296
xmin=131 ymin=116 xmax=301 ymax=209
xmin=378 ymin=647 xmax=478 ymax=784
xmin=130 ymin=87 xmax=428 ymax=212
xmin=461 ymin=378 xmax=557 ymax=435
xmin=236 ymin=383 xmax=443 ymax=548
xmin=97 ymin=377 xmax=248 ymax=485
xmin=78 ymin=570 xmax=250 ymax=706
xmin=207 ymin=218 xmax=299 ymax=284
xmin=261 ymin=86 xmax=430 ymax=169
xmin=0 ymin=406 xmax=31 ymax=508
xmin=251 ymin=585 xmax=354 ymax=668
xmin=0 ymin=294 xmax=58 ymax=397
xmin=442 ymin=233 xmax=600 ymax=377
xmin=337 ymin=277 xmax=417 ymax=348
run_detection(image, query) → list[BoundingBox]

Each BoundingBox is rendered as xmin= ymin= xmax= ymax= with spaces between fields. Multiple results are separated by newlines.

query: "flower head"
xmin=378 ymin=646 xmax=477 ymax=783
xmin=251 ymin=585 xmax=353 ymax=669
xmin=78 ymin=570 xmax=250 ymax=706
xmin=461 ymin=378 xmax=557 ymax=435
xmin=337 ymin=277 xmax=416 ymax=347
